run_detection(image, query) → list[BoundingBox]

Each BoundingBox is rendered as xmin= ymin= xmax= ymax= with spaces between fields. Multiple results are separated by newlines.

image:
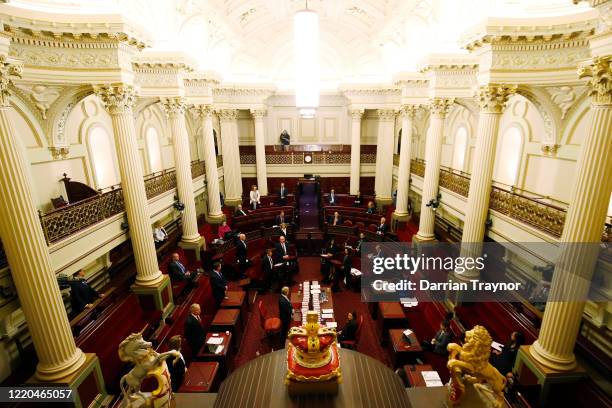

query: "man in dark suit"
xmin=278 ymin=223 xmax=289 ymax=238
xmin=210 ymin=263 xmax=227 ymax=307
xmin=329 ymin=188 xmax=336 ymax=205
xmin=236 ymin=233 xmax=249 ymax=274
xmin=168 ymin=253 xmax=195 ymax=282
xmin=422 ymin=320 xmax=453 ymax=355
xmin=262 ymin=248 xmax=275 ymax=292
xmin=167 ymin=335 xmax=186 ymax=392
xmin=70 ymin=270 xmax=104 ymax=315
xmin=275 ymin=236 xmax=290 ymax=262
xmin=184 ymin=303 xmax=205 ymax=357
xmin=278 ymin=182 xmax=288 ymax=205
xmin=377 ymin=217 xmax=388 ymax=235
xmin=276 ymin=210 xmax=287 ymax=225
xmin=338 ymin=311 xmax=358 ymax=342
xmin=234 ymin=204 xmax=247 ymax=217
xmin=355 ymin=232 xmax=366 ymax=255
xmin=279 ymin=286 xmax=293 ymax=338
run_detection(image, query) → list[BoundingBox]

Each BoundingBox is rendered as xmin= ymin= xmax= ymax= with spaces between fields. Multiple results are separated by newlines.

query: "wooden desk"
xmin=403 ymin=364 xmax=434 ymax=387
xmin=197 ymin=332 xmax=233 ymax=380
xmin=210 ymin=309 xmax=242 ymax=351
xmin=389 ymin=329 xmax=422 ymax=368
xmin=377 ymin=302 xmax=408 ymax=344
xmin=220 ymin=291 xmax=247 ymax=331
xmin=178 ymin=361 xmax=220 ymax=393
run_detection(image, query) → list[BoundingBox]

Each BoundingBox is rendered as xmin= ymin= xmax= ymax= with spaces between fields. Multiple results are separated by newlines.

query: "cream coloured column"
xmin=0 ymin=57 xmax=86 ymax=380
xmin=394 ymin=105 xmax=417 ymax=217
xmin=218 ymin=109 xmax=243 ymax=206
xmin=94 ymin=84 xmax=163 ymax=287
xmin=529 ymin=56 xmax=612 ymax=371
xmin=415 ymin=98 xmax=452 ymax=241
xmin=251 ymin=109 xmax=268 ymax=196
xmin=455 ymin=85 xmax=516 ymax=280
xmin=191 ymin=105 xmax=223 ymax=222
xmin=349 ymin=109 xmax=364 ymax=195
xmin=161 ymin=97 xmax=203 ymax=248
xmin=375 ymin=109 xmax=396 ymax=204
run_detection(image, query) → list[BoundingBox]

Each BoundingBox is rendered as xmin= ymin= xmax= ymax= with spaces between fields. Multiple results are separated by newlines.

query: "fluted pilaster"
xmin=530 ymin=56 xmax=612 ymax=371
xmin=395 ymin=105 xmax=417 ymax=216
xmin=218 ymin=109 xmax=242 ymax=204
xmin=251 ymin=109 xmax=268 ymax=196
xmin=415 ymin=98 xmax=452 ymax=241
xmin=0 ymin=56 xmax=86 ymax=380
xmin=375 ymin=109 xmax=397 ymax=202
xmin=349 ymin=109 xmax=364 ymax=195
xmin=161 ymin=97 xmax=201 ymax=243
xmin=457 ymin=85 xmax=516 ymax=279
xmin=94 ymin=83 xmax=162 ymax=286
xmin=191 ymin=105 xmax=223 ymax=221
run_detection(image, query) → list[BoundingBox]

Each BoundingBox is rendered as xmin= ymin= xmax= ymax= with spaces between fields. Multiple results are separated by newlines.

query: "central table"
xmin=388 ymin=328 xmax=422 ymax=368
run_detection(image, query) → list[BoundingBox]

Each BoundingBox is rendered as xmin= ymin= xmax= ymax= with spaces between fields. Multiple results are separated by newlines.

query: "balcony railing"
xmin=39 ymin=160 xmax=205 ymax=244
xmin=409 ymin=159 xmax=567 ymax=238
xmin=238 ymin=145 xmax=377 ymax=165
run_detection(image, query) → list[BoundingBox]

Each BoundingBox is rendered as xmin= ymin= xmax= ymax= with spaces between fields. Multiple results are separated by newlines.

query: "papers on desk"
xmin=491 ymin=341 xmax=504 ymax=352
xmin=421 ymin=371 xmax=443 ymax=387
xmin=402 ymin=329 xmax=414 ymax=338
xmin=322 ymin=308 xmax=334 ymax=314
xmin=274 ymin=263 xmax=284 ymax=267
xmin=206 ymin=337 xmax=224 ymax=345
xmin=213 ymin=345 xmax=224 ymax=355
xmin=326 ymin=322 xmax=338 ymax=329
xmin=400 ymin=297 xmax=418 ymax=307
xmin=321 ymin=313 xmax=334 ymax=319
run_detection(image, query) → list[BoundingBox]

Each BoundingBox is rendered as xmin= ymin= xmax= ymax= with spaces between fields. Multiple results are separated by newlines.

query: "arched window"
xmin=452 ymin=127 xmax=468 ymax=171
xmin=495 ymin=126 xmax=523 ymax=186
xmin=145 ymin=127 xmax=163 ymax=173
xmin=89 ymin=126 xmax=118 ymax=188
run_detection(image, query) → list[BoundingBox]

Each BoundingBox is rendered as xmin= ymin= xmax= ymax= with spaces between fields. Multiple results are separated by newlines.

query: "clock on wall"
xmin=304 ymin=153 xmax=313 ymax=164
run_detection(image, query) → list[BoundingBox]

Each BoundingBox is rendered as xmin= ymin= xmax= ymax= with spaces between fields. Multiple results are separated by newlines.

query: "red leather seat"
xmin=258 ymin=301 xmax=281 ymax=333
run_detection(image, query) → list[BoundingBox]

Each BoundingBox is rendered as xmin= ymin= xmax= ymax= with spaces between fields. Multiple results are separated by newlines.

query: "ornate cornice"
xmin=217 ymin=108 xmax=238 ymax=121
xmin=0 ymin=55 xmax=23 ymax=107
xmin=94 ymin=83 xmax=136 ymax=114
xmin=579 ymin=56 xmax=612 ymax=106
xmin=160 ymin=97 xmax=187 ymax=117
xmin=349 ymin=108 xmax=364 ymax=120
xmin=477 ymin=84 xmax=517 ymax=114
xmin=428 ymin=98 xmax=453 ymax=118
xmin=250 ymin=109 xmax=267 ymax=119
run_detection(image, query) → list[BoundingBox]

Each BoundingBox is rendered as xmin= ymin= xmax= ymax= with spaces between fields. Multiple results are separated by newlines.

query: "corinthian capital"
xmin=0 ymin=55 xmax=23 ymax=108
xmin=401 ymin=105 xmax=419 ymax=119
xmin=250 ymin=109 xmax=267 ymax=119
xmin=94 ymin=83 xmax=136 ymax=114
xmin=349 ymin=108 xmax=364 ymax=120
xmin=579 ymin=56 xmax=612 ymax=106
xmin=190 ymin=104 xmax=214 ymax=120
xmin=428 ymin=98 xmax=453 ymax=118
xmin=377 ymin=109 xmax=397 ymax=121
xmin=217 ymin=108 xmax=238 ymax=121
xmin=160 ymin=97 xmax=187 ymax=117
xmin=477 ymin=84 xmax=517 ymax=114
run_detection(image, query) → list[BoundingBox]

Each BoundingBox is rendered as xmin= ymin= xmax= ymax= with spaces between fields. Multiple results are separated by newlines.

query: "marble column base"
xmin=30 ymin=354 xmax=108 ymax=408
xmin=412 ymin=233 xmax=437 ymax=243
xmin=391 ymin=211 xmax=411 ymax=233
xmin=224 ymin=196 xmax=243 ymax=207
xmin=131 ymin=274 xmax=174 ymax=318
xmin=179 ymin=236 xmax=205 ymax=261
xmin=375 ymin=196 xmax=393 ymax=206
xmin=205 ymin=212 xmax=225 ymax=224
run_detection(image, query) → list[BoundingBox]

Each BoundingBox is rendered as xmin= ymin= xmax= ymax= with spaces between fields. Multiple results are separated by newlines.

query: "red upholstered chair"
xmin=258 ymin=300 xmax=281 ymax=345
xmin=355 ymin=222 xmax=365 ymax=230
xmin=340 ymin=315 xmax=363 ymax=350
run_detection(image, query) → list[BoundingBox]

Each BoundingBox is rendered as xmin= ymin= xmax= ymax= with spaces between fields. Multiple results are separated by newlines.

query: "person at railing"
xmin=353 ymin=191 xmax=362 ymax=207
xmin=168 ymin=252 xmax=195 ymax=283
xmin=278 ymin=182 xmax=288 ymax=205
xmin=329 ymin=211 xmax=342 ymax=226
xmin=167 ymin=335 xmax=186 ymax=392
xmin=377 ymin=217 xmax=388 ymax=235
xmin=234 ymin=204 xmax=247 ymax=217
xmin=184 ymin=303 xmax=205 ymax=359
xmin=276 ymin=210 xmax=287 ymax=225
xmin=210 ymin=262 xmax=228 ymax=308
xmin=250 ymin=185 xmax=261 ymax=210
xmin=328 ymin=188 xmax=337 ymax=205
xmin=366 ymin=201 xmax=376 ymax=214
xmin=217 ymin=220 xmax=232 ymax=241
xmin=153 ymin=221 xmax=168 ymax=246
xmin=70 ymin=269 xmax=105 ymax=315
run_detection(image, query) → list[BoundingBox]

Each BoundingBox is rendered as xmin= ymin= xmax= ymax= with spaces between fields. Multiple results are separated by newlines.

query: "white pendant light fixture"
xmin=294 ymin=0 xmax=319 ymax=118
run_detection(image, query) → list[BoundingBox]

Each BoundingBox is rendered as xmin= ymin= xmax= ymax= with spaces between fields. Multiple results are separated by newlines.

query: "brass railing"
xmin=410 ymin=159 xmax=567 ymax=238
xmin=39 ymin=160 xmax=205 ymax=244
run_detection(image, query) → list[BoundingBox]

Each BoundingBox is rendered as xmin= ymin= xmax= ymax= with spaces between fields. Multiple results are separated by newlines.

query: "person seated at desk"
xmin=321 ymin=238 xmax=338 ymax=283
xmin=421 ymin=319 xmax=453 ymax=355
xmin=377 ymin=217 xmax=388 ymax=235
xmin=250 ymin=185 xmax=261 ymax=210
xmin=262 ymin=248 xmax=275 ymax=292
xmin=366 ymin=201 xmax=376 ymax=214
xmin=153 ymin=222 xmax=168 ymax=245
xmin=276 ymin=210 xmax=288 ymax=225
xmin=70 ymin=270 xmax=105 ymax=315
xmin=279 ymin=286 xmax=294 ymax=337
xmin=168 ymin=252 xmax=196 ymax=282
xmin=353 ymin=192 xmax=362 ymax=207
xmin=328 ymin=188 xmax=337 ymax=205
xmin=491 ymin=331 xmax=525 ymax=376
xmin=217 ymin=220 xmax=232 ymax=241
xmin=329 ymin=211 xmax=342 ymax=226
xmin=234 ymin=204 xmax=247 ymax=217
xmin=210 ymin=262 xmax=228 ymax=307
xmin=338 ymin=311 xmax=358 ymax=342
xmin=278 ymin=182 xmax=288 ymax=205
xmin=184 ymin=303 xmax=205 ymax=358
xmin=278 ymin=223 xmax=289 ymax=238
xmin=167 ymin=335 xmax=186 ymax=392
